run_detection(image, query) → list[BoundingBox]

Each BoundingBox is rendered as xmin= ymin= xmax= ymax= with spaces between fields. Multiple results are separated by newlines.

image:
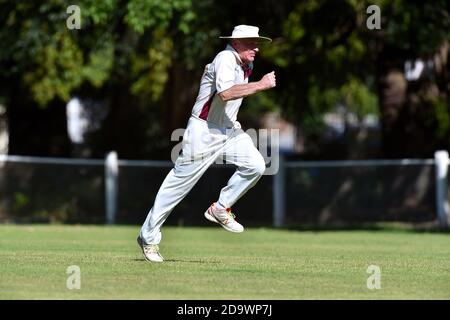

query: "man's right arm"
xmin=218 ymin=71 xmax=276 ymax=102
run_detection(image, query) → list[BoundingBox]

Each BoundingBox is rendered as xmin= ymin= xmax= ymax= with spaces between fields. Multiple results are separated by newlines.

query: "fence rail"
xmin=285 ymin=159 xmax=436 ymax=168
xmin=0 ymin=155 xmax=104 ymax=166
xmin=0 ymin=151 xmax=448 ymax=228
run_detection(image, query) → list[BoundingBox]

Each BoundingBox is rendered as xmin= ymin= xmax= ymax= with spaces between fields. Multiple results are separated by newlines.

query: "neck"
xmin=230 ymin=43 xmax=249 ymax=65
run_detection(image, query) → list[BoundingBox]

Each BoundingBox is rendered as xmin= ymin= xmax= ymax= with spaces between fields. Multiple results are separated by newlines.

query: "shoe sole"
xmin=137 ymin=237 xmax=164 ymax=263
xmin=204 ymin=209 xmax=244 ymax=233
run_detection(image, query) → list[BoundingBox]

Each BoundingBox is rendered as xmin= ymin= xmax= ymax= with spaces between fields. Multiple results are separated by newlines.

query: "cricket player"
xmin=137 ymin=25 xmax=276 ymax=262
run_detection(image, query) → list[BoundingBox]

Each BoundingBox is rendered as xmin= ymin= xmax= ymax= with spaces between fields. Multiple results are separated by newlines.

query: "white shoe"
xmin=204 ymin=203 xmax=244 ymax=233
xmin=137 ymin=236 xmax=164 ymax=262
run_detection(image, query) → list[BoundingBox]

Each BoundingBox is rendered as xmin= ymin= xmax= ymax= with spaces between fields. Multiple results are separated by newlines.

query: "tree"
xmin=261 ymin=0 xmax=449 ymax=158
xmin=374 ymin=1 xmax=449 ymax=157
xmin=0 ymin=0 xmax=448 ymax=160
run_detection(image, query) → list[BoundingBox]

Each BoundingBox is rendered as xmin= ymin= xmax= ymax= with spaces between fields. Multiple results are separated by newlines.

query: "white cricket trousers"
xmin=139 ymin=115 xmax=266 ymax=245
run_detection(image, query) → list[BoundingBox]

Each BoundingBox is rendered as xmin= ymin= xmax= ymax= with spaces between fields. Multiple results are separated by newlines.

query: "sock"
xmin=215 ymin=201 xmax=226 ymax=210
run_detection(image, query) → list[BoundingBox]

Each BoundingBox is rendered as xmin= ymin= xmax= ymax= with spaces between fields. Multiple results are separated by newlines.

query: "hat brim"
xmin=219 ymin=36 xmax=272 ymax=43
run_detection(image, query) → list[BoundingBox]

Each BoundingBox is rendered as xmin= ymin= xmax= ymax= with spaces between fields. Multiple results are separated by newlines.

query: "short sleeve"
xmin=214 ymin=51 xmax=237 ymax=93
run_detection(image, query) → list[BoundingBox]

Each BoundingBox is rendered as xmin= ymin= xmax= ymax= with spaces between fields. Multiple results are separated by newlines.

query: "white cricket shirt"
xmin=191 ymin=45 xmax=253 ymax=128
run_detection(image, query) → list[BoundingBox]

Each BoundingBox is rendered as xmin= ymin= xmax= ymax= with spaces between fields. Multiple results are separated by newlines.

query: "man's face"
xmin=232 ymin=39 xmax=260 ymax=64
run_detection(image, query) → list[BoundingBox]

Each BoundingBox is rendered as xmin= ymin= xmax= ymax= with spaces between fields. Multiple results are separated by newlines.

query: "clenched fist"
xmin=259 ymin=71 xmax=276 ymax=90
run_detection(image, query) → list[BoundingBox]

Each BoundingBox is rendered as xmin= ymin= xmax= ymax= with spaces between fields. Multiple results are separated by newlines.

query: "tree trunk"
xmin=377 ymin=42 xmax=449 ymax=158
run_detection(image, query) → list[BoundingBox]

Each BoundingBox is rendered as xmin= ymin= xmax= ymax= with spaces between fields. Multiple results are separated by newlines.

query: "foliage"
xmin=0 ymin=0 xmax=448 ymax=158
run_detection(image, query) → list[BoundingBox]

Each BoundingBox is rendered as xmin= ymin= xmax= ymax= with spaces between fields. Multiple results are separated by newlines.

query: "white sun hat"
xmin=219 ymin=25 xmax=272 ymax=42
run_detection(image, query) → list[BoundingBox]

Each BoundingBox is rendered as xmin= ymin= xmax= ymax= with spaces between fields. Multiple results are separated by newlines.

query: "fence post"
xmin=273 ymin=154 xmax=286 ymax=227
xmin=105 ymin=151 xmax=118 ymax=224
xmin=434 ymin=150 xmax=449 ymax=229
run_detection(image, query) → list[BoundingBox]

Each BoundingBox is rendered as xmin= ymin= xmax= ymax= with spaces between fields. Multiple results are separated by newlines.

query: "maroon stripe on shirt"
xmin=199 ymin=91 xmax=216 ymax=120
xmin=242 ymin=64 xmax=252 ymax=79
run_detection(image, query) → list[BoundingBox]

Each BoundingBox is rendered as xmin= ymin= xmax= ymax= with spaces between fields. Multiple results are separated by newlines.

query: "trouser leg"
xmin=139 ymin=157 xmax=218 ymax=245
xmin=139 ymin=116 xmax=224 ymax=245
xmin=217 ymin=133 xmax=266 ymax=209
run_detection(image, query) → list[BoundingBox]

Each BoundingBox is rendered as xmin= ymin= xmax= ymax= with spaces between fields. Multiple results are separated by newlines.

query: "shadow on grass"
xmin=280 ymin=220 xmax=450 ymax=234
xmin=158 ymin=220 xmax=450 ymax=234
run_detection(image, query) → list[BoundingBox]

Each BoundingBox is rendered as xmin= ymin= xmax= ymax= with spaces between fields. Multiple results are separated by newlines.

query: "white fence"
xmin=0 ymin=151 xmax=449 ymax=228
xmin=273 ymin=151 xmax=449 ymax=228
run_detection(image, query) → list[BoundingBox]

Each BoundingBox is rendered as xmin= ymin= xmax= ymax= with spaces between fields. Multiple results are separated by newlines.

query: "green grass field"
xmin=0 ymin=224 xmax=449 ymax=299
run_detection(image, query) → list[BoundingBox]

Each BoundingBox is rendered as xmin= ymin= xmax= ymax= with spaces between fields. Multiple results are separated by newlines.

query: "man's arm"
xmin=218 ymin=71 xmax=276 ymax=101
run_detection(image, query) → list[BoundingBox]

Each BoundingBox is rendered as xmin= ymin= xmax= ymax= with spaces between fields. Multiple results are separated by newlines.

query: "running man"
xmin=137 ymin=25 xmax=276 ymax=262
